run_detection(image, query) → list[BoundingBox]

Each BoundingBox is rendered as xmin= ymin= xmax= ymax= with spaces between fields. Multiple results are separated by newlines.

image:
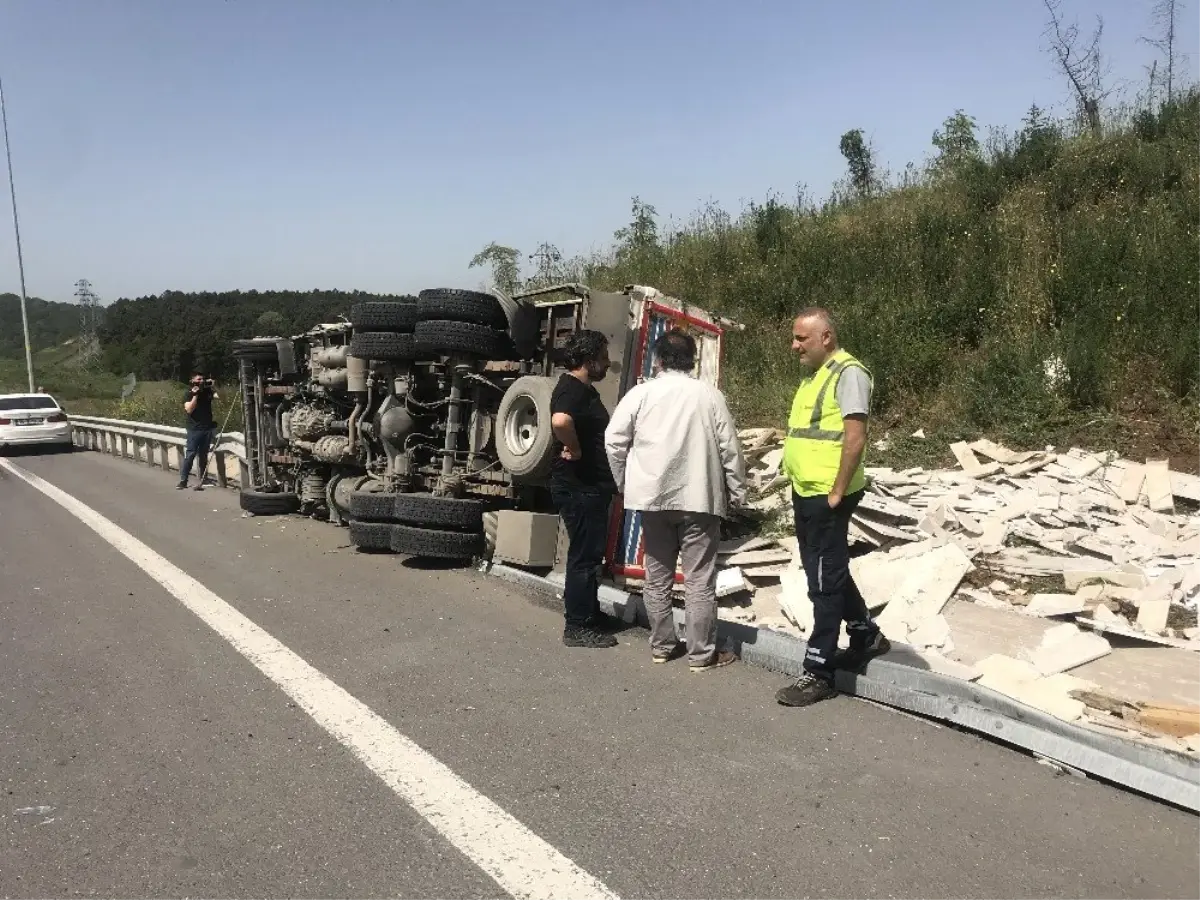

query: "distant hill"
xmin=0 ymin=293 xmax=87 ymax=357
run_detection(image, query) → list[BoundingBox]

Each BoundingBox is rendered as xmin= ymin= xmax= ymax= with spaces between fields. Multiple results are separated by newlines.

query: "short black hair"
xmin=653 ymin=328 xmax=696 ymax=372
xmin=561 ymin=329 xmax=609 ymax=370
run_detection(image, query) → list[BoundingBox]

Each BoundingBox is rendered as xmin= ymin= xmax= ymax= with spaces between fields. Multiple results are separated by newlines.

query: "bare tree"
xmin=1042 ymin=0 xmax=1111 ymax=136
xmin=1142 ymin=0 xmax=1185 ymax=104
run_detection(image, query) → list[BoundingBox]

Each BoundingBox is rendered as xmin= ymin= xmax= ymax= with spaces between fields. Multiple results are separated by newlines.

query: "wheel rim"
xmin=503 ymin=395 xmax=539 ymax=457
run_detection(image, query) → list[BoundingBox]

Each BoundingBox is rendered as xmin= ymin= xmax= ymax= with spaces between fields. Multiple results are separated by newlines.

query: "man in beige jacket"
xmin=604 ymin=328 xmax=747 ymax=672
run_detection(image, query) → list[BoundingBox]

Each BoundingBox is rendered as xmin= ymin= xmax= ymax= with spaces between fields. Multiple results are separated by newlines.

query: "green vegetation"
xmin=0 ymin=290 xmax=408 ymax=429
xmin=0 ymin=293 xmax=86 ymax=357
xmin=97 ymin=289 xmax=415 ymax=382
xmin=473 ymin=90 xmax=1200 ymax=469
xmin=0 ymin=341 xmax=125 ymax=405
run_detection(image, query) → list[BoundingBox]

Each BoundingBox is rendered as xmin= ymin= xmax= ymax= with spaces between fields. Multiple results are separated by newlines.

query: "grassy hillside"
xmin=565 ymin=92 xmax=1200 ymax=469
xmin=0 ymin=293 xmax=87 ymax=357
xmin=0 ymin=341 xmax=125 ymax=402
xmin=0 ymin=346 xmax=238 ymax=428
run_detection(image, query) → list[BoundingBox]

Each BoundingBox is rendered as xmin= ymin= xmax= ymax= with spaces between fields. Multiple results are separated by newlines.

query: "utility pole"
xmin=75 ymin=279 xmax=100 ymax=368
xmin=0 ymin=75 xmax=34 ymax=392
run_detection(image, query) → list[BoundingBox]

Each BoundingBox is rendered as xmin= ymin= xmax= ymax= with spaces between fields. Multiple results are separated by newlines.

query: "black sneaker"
xmin=833 ymin=632 xmax=891 ymax=671
xmin=563 ymin=626 xmax=618 ymax=649
xmin=175 ymin=482 xmax=187 ymax=490
xmin=585 ymin=612 xmax=624 ymax=633
xmin=775 ymin=672 xmax=838 ymax=707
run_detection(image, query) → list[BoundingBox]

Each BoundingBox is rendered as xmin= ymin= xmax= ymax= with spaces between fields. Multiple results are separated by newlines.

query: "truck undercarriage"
xmin=232 ymin=284 xmax=730 ymax=564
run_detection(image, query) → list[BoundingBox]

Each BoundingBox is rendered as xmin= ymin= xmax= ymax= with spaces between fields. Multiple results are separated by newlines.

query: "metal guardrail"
xmin=70 ymin=415 xmax=249 ymax=489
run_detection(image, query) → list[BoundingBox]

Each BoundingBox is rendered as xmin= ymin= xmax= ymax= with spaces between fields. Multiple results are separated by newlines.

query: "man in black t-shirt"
xmin=549 ymin=329 xmax=620 ymax=648
xmin=177 ymin=372 xmax=219 ymax=491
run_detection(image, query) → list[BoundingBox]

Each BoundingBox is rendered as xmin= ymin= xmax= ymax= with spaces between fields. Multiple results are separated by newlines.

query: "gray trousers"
xmin=640 ymin=510 xmax=721 ymax=665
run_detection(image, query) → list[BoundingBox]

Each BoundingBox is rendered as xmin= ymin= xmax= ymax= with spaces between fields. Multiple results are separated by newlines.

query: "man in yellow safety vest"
xmin=775 ymin=308 xmax=890 ymax=707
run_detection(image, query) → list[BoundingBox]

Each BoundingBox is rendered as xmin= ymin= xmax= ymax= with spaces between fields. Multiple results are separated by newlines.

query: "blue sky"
xmin=1 ymin=0 xmax=1195 ymax=304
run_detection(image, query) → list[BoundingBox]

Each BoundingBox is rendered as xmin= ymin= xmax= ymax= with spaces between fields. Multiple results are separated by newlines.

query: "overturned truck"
xmin=231 ymin=284 xmax=732 ymax=567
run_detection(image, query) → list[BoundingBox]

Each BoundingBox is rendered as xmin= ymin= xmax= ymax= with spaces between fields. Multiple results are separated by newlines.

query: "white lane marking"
xmin=0 ymin=458 xmax=618 ymax=900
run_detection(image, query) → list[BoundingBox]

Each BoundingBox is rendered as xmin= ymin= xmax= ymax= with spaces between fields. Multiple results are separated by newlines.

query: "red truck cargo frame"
xmin=605 ymin=300 xmax=726 ymax=581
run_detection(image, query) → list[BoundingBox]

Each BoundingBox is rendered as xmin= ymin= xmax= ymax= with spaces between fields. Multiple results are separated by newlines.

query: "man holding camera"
xmin=177 ymin=373 xmax=219 ymax=491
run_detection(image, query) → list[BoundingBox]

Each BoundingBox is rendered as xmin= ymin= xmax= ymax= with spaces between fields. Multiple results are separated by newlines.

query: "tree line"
xmin=97 ymin=289 xmax=414 ymax=382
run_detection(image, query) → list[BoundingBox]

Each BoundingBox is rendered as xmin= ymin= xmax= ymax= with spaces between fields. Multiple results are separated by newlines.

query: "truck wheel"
xmin=392 ymin=493 xmax=484 ymax=531
xmin=389 ymin=523 xmax=484 ymax=560
xmin=239 ymin=488 xmax=301 ymax=516
xmin=495 ymin=375 xmax=557 ymax=480
xmin=349 ymin=331 xmax=419 ymax=362
xmin=232 ymin=339 xmax=281 ymax=363
xmin=417 ymin=289 xmax=508 ymax=330
xmin=349 ymin=520 xmax=393 ymax=551
xmin=348 ymin=490 xmax=396 ymax=522
xmin=350 ymin=300 xmax=419 ymax=333
xmin=414 ymin=320 xmax=503 ymax=358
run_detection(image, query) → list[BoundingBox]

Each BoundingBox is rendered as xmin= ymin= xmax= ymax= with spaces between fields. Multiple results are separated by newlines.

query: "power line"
xmin=0 ymin=74 xmax=34 ymax=392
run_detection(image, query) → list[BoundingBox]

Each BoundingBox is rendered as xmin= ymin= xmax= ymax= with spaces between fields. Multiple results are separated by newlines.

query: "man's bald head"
xmin=791 ymin=307 xmax=839 ymax=371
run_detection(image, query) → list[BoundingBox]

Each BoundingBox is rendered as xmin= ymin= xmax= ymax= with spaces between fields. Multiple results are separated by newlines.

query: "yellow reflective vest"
xmin=782 ymin=348 xmax=871 ymax=498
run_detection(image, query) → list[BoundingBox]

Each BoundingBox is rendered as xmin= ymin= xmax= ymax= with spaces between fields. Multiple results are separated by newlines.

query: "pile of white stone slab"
xmin=722 ymin=431 xmax=1200 ymax=750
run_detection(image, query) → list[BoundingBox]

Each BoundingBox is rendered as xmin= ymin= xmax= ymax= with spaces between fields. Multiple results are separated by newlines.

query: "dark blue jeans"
xmin=551 ymin=485 xmax=612 ymax=629
xmin=179 ymin=426 xmax=215 ymax=485
xmin=792 ymin=489 xmax=878 ymax=680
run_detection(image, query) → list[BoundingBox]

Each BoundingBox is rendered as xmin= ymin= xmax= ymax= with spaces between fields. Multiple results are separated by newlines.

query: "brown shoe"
xmin=689 ymin=650 xmax=738 ymax=673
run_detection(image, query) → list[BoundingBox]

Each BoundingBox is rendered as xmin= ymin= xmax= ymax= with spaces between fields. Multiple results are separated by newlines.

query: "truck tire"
xmin=350 ymin=300 xmax=419 ymax=333
xmin=232 ymin=339 xmax=281 ymax=363
xmin=414 ymin=320 xmax=503 ymax=358
xmin=348 ymin=490 xmax=396 ymax=522
xmin=349 ymin=331 xmax=419 ymax=362
xmin=392 ymin=493 xmax=484 ymax=531
xmin=495 ymin=375 xmax=557 ymax=480
xmin=417 ymin=289 xmax=507 ymax=330
xmin=389 ymin=523 xmax=484 ymax=560
xmin=349 ymin=520 xmax=393 ymax=551
xmin=239 ymin=488 xmax=301 ymax=515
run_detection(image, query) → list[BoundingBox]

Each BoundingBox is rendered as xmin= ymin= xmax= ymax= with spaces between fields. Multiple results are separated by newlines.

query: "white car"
xmin=0 ymin=392 xmax=74 ymax=451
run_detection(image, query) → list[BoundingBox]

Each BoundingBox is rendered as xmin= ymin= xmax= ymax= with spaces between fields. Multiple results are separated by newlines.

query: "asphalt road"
xmin=0 ymin=448 xmax=1196 ymax=900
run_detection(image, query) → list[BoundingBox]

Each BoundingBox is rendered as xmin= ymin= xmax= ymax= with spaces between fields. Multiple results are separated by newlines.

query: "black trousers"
xmin=550 ymin=485 xmax=611 ymax=629
xmin=792 ymin=489 xmax=879 ymax=680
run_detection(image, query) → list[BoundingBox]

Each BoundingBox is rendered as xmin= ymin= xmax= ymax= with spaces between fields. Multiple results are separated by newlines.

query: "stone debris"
xmin=716 ymin=430 xmax=1200 ymax=751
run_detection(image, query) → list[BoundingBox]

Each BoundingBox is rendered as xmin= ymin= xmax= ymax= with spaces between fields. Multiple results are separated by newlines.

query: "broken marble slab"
xmin=716 ymin=567 xmax=750 ymax=598
xmin=1144 ymin=459 xmax=1175 ymax=513
xmin=1018 ymin=622 xmax=1112 ymax=675
xmin=908 ymin=613 xmax=953 ymax=650
xmin=873 ymin=542 xmax=974 ymax=643
xmin=974 ymin=653 xmax=1095 ymax=722
xmin=1076 ymin=616 xmax=1200 ymax=651
xmin=1063 ymin=564 xmax=1149 ymax=592
xmin=718 ymin=535 xmax=774 ymax=556
xmin=1022 ymin=593 xmax=1089 ymax=618
xmin=950 ymin=441 xmax=1003 ymax=478
xmin=721 ymin=547 xmax=793 ymax=567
